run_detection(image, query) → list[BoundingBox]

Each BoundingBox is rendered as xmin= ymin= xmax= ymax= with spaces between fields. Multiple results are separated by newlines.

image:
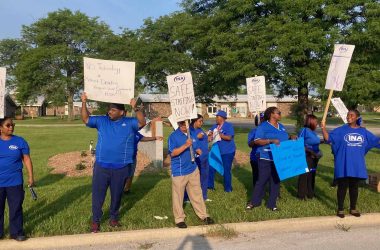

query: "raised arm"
xmin=81 ymin=92 xmax=90 ymax=124
xmin=321 ymin=121 xmax=329 ymax=142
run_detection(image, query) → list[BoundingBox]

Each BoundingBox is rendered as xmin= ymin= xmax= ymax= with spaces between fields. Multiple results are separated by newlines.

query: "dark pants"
xmin=250 ymin=160 xmax=259 ymax=189
xmin=0 ymin=185 xmax=25 ymax=237
xmin=251 ymin=160 xmax=280 ymax=209
xmin=92 ymin=163 xmax=130 ymax=223
xmin=336 ymin=177 xmax=360 ymax=211
xmin=185 ymin=157 xmax=209 ymax=200
xmin=208 ymin=152 xmax=235 ymax=192
xmin=297 ymin=155 xmax=319 ymax=199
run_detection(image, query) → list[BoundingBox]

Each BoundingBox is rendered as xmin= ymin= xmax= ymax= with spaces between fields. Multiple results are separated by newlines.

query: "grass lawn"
xmin=3 ymin=122 xmax=380 ymax=238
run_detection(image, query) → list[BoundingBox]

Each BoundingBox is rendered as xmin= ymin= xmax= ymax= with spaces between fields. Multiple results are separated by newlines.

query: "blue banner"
xmin=270 ymin=138 xmax=308 ymax=181
xmin=208 ymin=144 xmax=224 ymax=176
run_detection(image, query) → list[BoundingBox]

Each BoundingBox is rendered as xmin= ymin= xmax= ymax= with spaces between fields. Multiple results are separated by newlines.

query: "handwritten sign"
xmin=0 ymin=67 xmax=6 ymax=119
xmin=167 ymin=72 xmax=197 ymax=122
xmin=325 ymin=44 xmax=355 ymax=91
xmin=84 ymin=57 xmax=135 ymax=104
xmin=270 ymin=138 xmax=308 ymax=181
xmin=331 ymin=97 xmax=348 ymax=123
xmin=246 ymin=76 xmax=266 ymax=112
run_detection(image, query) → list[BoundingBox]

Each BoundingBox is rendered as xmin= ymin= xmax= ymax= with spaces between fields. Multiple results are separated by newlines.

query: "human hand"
xmin=185 ymin=139 xmax=193 ymax=147
xmin=81 ymin=92 xmax=88 ymax=103
xmin=156 ymin=136 xmax=163 ymax=141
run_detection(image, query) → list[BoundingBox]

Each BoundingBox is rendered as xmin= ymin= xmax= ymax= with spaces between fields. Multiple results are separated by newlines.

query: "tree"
xmin=14 ymin=9 xmax=113 ymax=120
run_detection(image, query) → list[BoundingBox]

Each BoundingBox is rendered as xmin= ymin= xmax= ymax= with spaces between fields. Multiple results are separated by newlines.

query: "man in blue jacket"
xmin=168 ymin=120 xmax=214 ymax=228
xmin=81 ymin=93 xmax=145 ymax=233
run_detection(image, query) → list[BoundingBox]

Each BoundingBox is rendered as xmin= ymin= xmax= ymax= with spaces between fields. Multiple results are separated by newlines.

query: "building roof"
xmin=138 ymin=94 xmax=298 ymax=103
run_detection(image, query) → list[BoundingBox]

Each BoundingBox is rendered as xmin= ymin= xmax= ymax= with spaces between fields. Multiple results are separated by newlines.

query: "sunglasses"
xmin=4 ymin=123 xmax=16 ymax=128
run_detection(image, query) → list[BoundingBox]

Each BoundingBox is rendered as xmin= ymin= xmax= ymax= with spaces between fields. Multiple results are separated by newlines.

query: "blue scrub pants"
xmin=0 ymin=185 xmax=24 ymax=237
xmin=251 ymin=159 xmax=280 ymax=209
xmin=92 ymin=163 xmax=130 ymax=223
xmin=208 ymin=152 xmax=235 ymax=192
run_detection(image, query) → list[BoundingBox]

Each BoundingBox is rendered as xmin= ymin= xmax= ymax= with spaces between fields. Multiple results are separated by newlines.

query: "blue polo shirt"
xmin=209 ymin=121 xmax=236 ymax=155
xmin=168 ymin=128 xmax=199 ymax=177
xmin=254 ymin=121 xmax=289 ymax=161
xmin=299 ymin=127 xmax=321 ymax=153
xmin=190 ymin=126 xmax=209 ymax=161
xmin=87 ymin=115 xmax=138 ymax=168
xmin=0 ymin=135 xmax=29 ymax=187
xmin=329 ymin=125 xmax=380 ymax=179
xmin=248 ymin=128 xmax=258 ymax=162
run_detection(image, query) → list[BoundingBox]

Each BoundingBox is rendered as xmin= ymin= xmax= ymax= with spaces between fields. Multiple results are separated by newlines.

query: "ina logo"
xmin=344 ymin=133 xmax=364 ymax=146
xmin=122 ymin=123 xmax=126 ymax=127
xmin=252 ymin=78 xmax=261 ymax=83
xmin=339 ymin=46 xmax=349 ymax=53
xmin=9 ymin=145 xmax=18 ymax=150
xmin=174 ymin=75 xmax=185 ymax=83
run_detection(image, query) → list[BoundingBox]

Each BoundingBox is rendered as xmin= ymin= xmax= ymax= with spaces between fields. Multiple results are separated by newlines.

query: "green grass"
xmin=3 ymin=124 xmax=380 ymax=238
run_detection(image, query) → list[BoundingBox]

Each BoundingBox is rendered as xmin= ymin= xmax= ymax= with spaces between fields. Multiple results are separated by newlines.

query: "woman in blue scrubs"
xmin=322 ymin=110 xmax=380 ymax=218
xmin=0 ymin=117 xmax=34 ymax=241
xmin=246 ymin=107 xmax=289 ymax=211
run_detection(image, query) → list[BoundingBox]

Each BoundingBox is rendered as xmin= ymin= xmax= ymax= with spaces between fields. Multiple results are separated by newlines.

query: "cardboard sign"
xmin=84 ymin=57 xmax=135 ymax=104
xmin=325 ymin=44 xmax=355 ymax=91
xmin=0 ymin=67 xmax=6 ymax=119
xmin=270 ymin=138 xmax=308 ymax=181
xmin=167 ymin=72 xmax=197 ymax=122
xmin=246 ymin=76 xmax=266 ymax=112
xmin=168 ymin=114 xmax=179 ymax=130
xmin=331 ymin=97 xmax=348 ymax=123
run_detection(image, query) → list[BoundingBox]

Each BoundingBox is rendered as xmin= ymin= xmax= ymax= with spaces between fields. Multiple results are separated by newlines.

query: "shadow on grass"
xmin=35 ymin=174 xmax=65 ymax=187
xmin=24 ymin=184 xmax=92 ymax=234
xmin=118 ymin=167 xmax=169 ymax=219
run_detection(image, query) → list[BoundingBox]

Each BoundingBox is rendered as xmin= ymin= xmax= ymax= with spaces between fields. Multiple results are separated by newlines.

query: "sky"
xmin=0 ymin=0 xmax=182 ymax=39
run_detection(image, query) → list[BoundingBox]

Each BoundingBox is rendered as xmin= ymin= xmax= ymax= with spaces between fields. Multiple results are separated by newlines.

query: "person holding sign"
xmin=246 ymin=107 xmax=289 ymax=211
xmin=248 ymin=112 xmax=264 ymax=189
xmin=81 ymin=93 xmax=145 ymax=233
xmin=297 ymin=115 xmax=323 ymax=200
xmin=0 ymin=117 xmax=35 ymax=241
xmin=321 ymin=110 xmax=380 ymax=218
xmin=207 ymin=110 xmax=236 ymax=192
xmin=168 ymin=120 xmax=214 ymax=228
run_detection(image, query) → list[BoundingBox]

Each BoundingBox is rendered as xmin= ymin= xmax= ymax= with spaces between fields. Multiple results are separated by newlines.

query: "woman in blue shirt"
xmin=322 ymin=110 xmax=380 ymax=218
xmin=297 ymin=114 xmax=322 ymax=200
xmin=247 ymin=107 xmax=289 ymax=211
xmin=0 ymin=117 xmax=34 ymax=241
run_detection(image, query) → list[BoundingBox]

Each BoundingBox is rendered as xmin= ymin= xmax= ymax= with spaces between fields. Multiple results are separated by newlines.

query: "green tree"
xmin=14 ymin=9 xmax=113 ymax=120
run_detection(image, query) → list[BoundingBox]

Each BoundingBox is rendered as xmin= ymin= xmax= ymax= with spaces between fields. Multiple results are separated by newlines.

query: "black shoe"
xmin=246 ymin=203 xmax=255 ymax=210
xmin=11 ymin=235 xmax=26 ymax=241
xmin=349 ymin=209 xmax=361 ymax=217
xmin=337 ymin=210 xmax=345 ymax=218
xmin=269 ymin=207 xmax=279 ymax=212
xmin=203 ymin=217 xmax=215 ymax=225
xmin=176 ymin=222 xmax=187 ymax=228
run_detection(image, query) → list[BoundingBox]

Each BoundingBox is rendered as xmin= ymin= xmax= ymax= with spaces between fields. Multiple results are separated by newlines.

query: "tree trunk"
xmin=296 ymin=83 xmax=309 ymax=130
xmin=67 ymin=93 xmax=74 ymax=121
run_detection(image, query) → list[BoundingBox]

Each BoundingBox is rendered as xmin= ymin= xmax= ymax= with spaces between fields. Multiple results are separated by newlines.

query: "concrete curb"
xmin=1 ymin=213 xmax=380 ymax=249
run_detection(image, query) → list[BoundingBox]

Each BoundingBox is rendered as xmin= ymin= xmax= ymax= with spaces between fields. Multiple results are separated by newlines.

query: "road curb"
xmin=1 ymin=213 xmax=379 ymax=249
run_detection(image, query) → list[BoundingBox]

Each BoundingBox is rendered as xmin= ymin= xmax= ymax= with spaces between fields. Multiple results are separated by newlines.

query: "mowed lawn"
xmin=3 ymin=121 xmax=380 ymax=237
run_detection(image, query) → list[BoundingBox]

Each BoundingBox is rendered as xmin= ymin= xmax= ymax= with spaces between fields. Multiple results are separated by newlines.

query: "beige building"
xmin=136 ymin=94 xmax=298 ymax=119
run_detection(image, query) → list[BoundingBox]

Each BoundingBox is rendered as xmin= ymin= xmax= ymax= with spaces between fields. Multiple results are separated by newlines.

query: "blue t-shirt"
xmin=87 ymin=115 xmax=139 ymax=168
xmin=133 ymin=132 xmax=144 ymax=161
xmin=209 ymin=122 xmax=236 ymax=155
xmin=190 ymin=126 xmax=209 ymax=161
xmin=299 ymin=127 xmax=321 ymax=153
xmin=168 ymin=128 xmax=199 ymax=177
xmin=329 ymin=125 xmax=380 ymax=179
xmin=0 ymin=135 xmax=30 ymax=187
xmin=248 ymin=128 xmax=258 ymax=162
xmin=254 ymin=121 xmax=289 ymax=161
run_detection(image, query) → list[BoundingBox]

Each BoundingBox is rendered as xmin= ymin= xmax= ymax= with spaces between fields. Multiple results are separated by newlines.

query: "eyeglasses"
xmin=4 ymin=123 xmax=15 ymax=128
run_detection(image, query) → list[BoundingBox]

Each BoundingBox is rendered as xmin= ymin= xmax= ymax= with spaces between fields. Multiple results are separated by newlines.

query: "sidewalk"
xmin=1 ymin=213 xmax=379 ymax=249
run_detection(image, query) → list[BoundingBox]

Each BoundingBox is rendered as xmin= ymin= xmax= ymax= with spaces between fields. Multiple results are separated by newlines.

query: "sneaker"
xmin=109 ymin=219 xmax=122 ymax=227
xmin=11 ymin=235 xmax=26 ymax=241
xmin=176 ymin=221 xmax=187 ymax=228
xmin=349 ymin=210 xmax=361 ymax=217
xmin=203 ymin=217 xmax=215 ymax=225
xmin=91 ymin=222 xmax=100 ymax=233
xmin=337 ymin=210 xmax=345 ymax=218
xmin=269 ymin=207 xmax=278 ymax=212
xmin=246 ymin=203 xmax=255 ymax=210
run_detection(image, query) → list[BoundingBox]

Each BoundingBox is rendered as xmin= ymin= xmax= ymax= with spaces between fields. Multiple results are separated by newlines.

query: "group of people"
xmin=0 ymin=97 xmax=379 ymax=240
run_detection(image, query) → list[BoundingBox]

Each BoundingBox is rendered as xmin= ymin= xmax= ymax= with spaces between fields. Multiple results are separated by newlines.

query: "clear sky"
xmin=0 ymin=0 xmax=182 ymax=39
